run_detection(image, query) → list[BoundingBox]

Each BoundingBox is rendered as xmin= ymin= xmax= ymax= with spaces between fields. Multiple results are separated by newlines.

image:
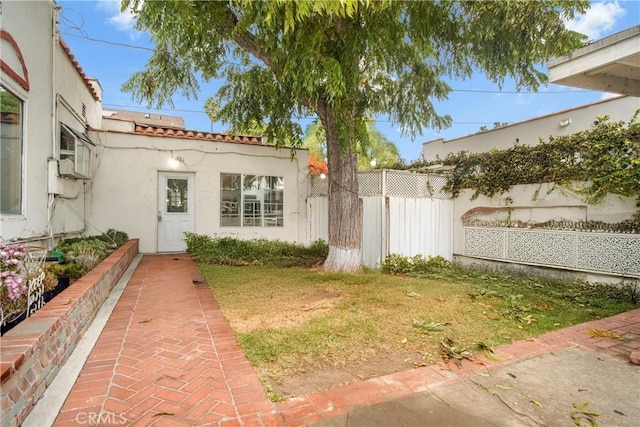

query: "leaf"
xmin=475 ymin=341 xmax=493 ymax=351
xmin=495 ymin=384 xmax=512 ymax=390
xmin=152 ymin=412 xmax=174 ymax=417
xmin=530 ymin=399 xmax=543 ymax=408
xmin=571 ymin=402 xmax=600 ymax=427
xmin=440 ymin=338 xmax=473 ymax=368
xmin=587 ymin=329 xmax=620 ymax=339
xmin=577 ymin=402 xmax=590 ymax=411
xmin=413 ymin=320 xmax=445 ymax=333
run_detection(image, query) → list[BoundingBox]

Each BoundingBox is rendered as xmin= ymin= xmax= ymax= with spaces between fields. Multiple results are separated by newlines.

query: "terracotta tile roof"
xmin=60 ymin=38 xmax=100 ymax=102
xmin=134 ymin=124 xmax=265 ymax=144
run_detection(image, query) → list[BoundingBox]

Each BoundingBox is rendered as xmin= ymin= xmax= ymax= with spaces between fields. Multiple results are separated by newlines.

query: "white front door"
xmin=157 ymin=172 xmax=195 ymax=252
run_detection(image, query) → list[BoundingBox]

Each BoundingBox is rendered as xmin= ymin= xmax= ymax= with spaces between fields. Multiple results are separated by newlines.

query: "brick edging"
xmin=0 ymin=239 xmax=139 ymax=427
xmin=274 ymin=309 xmax=640 ymax=426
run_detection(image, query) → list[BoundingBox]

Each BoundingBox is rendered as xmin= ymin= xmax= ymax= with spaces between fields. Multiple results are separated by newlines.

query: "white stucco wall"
xmin=452 ymin=183 xmax=638 ymax=256
xmin=0 ymin=1 xmax=103 ymax=245
xmin=1 ymin=1 xmax=54 ymax=243
xmin=423 ymin=96 xmax=640 ymax=161
xmin=87 ymin=128 xmax=309 ymax=253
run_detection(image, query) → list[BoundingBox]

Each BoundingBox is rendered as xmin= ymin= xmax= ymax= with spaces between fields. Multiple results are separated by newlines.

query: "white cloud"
xmin=514 ymin=93 xmax=532 ymax=106
xmin=97 ymin=0 xmax=141 ymax=37
xmin=565 ymin=1 xmax=625 ymax=40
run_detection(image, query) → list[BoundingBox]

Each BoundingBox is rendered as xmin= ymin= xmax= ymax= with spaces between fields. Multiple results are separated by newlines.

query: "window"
xmin=166 ymin=178 xmax=189 ymax=213
xmin=60 ymin=123 xmax=92 ymax=179
xmin=220 ymin=174 xmax=284 ymax=227
xmin=0 ymin=86 xmax=23 ymax=215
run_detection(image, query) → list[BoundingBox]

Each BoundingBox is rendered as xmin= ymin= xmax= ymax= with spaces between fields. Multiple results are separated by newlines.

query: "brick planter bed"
xmin=0 ymin=239 xmax=139 ymax=427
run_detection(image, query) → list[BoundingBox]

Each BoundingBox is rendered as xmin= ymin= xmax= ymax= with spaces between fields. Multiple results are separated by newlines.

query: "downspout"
xmin=47 ymin=3 xmax=62 ymax=249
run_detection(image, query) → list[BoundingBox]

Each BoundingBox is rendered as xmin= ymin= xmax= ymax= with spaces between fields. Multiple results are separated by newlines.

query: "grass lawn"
xmin=201 ymin=264 xmax=636 ymax=400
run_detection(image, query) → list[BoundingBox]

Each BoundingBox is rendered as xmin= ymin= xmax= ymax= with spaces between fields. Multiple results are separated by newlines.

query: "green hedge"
xmin=184 ymin=232 xmax=328 ymax=267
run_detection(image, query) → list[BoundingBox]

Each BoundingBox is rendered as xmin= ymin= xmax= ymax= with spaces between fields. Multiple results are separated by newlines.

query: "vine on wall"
xmin=431 ymin=111 xmax=639 ymax=205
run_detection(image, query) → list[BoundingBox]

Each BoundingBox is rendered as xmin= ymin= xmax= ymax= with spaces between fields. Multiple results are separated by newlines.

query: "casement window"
xmin=59 ymin=123 xmax=91 ymax=179
xmin=0 ymin=86 xmax=23 ymax=215
xmin=220 ymin=173 xmax=284 ymax=227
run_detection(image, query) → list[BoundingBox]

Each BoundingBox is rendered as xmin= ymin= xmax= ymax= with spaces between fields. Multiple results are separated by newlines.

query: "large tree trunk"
xmin=318 ymin=105 xmax=362 ymax=273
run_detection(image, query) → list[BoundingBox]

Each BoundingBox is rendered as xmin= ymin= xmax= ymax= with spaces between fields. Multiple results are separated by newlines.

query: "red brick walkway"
xmin=54 ymin=255 xmax=277 ymax=426
xmin=54 ymin=254 xmax=640 ymax=426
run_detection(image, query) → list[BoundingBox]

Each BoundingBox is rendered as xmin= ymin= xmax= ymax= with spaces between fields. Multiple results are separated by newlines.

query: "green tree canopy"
xmin=122 ymin=0 xmax=587 ymax=272
xmin=303 ymin=119 xmax=401 ymax=171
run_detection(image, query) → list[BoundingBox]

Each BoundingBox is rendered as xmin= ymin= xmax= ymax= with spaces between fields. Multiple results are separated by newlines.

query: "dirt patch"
xmin=231 ymin=289 xmax=342 ymax=333
xmin=270 ymin=351 xmax=430 ymax=397
xmin=222 ymin=286 xmax=439 ymax=397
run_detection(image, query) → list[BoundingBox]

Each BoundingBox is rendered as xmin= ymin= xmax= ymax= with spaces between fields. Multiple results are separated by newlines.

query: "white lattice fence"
xmin=308 ymin=170 xmax=450 ymax=199
xmin=463 ymin=227 xmax=640 ymax=277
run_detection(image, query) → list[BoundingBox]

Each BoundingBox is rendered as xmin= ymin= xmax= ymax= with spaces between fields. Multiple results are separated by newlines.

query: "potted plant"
xmin=41 ymin=267 xmax=59 ymax=302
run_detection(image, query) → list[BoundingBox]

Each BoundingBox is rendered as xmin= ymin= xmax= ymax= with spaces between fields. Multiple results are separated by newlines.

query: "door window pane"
xmin=166 ymin=178 xmax=188 ymax=213
xmin=221 ymin=174 xmax=241 ymax=226
xmin=0 ymin=86 xmax=23 ymax=215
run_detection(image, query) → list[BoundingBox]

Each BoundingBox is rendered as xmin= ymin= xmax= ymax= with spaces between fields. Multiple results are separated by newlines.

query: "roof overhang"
xmin=548 ymin=25 xmax=640 ymax=96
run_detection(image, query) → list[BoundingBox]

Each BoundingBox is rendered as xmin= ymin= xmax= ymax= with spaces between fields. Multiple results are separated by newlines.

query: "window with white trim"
xmin=220 ymin=173 xmax=284 ymax=227
xmin=0 ymin=85 xmax=23 ymax=215
xmin=60 ymin=123 xmax=91 ymax=179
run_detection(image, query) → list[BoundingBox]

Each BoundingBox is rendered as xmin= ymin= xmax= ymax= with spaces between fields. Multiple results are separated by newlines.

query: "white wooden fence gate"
xmin=308 ymin=170 xmax=453 ymax=268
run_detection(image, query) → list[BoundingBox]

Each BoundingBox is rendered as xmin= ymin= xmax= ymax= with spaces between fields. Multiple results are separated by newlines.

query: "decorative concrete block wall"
xmin=0 ymin=239 xmax=139 ymax=427
xmin=463 ymin=228 xmax=640 ymax=278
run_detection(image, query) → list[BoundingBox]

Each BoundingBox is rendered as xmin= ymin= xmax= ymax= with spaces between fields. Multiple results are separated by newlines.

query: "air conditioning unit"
xmin=59 ymin=158 xmax=75 ymax=176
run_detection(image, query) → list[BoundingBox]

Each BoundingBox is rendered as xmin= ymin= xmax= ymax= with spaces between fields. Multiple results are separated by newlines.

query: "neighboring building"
xmin=422 ymin=95 xmax=639 ymax=161
xmin=102 ymin=109 xmax=185 ymax=129
xmin=548 ymin=25 xmax=640 ymax=97
xmin=0 ymin=0 xmax=309 ymax=253
xmin=424 ymin=25 xmax=640 ymax=162
xmin=446 ymin=25 xmax=640 ymax=282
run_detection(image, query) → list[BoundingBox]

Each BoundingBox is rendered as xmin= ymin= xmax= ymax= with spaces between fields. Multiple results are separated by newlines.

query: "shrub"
xmin=44 ymin=261 xmax=85 ymax=280
xmin=184 ymin=233 xmax=328 ymax=267
xmin=52 ymin=229 xmax=128 ymax=278
xmin=381 ymin=254 xmax=452 ymax=275
xmin=97 ymin=229 xmax=129 ymax=248
xmin=64 ymin=240 xmax=112 ymax=274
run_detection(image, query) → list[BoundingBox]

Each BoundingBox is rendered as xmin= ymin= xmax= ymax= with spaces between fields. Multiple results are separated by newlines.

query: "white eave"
xmin=548 ymin=25 xmax=640 ymax=96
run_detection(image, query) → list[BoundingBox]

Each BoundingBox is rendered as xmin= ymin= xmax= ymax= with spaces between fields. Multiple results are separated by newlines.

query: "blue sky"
xmin=57 ymin=0 xmax=640 ymax=162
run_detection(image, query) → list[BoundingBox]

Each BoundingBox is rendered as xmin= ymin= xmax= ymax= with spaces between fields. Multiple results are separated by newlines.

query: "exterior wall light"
xmin=168 ymin=154 xmax=185 ymax=169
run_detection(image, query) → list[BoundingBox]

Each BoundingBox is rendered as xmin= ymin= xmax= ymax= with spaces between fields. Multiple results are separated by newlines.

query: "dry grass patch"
xmin=201 ymin=265 xmax=636 ymax=400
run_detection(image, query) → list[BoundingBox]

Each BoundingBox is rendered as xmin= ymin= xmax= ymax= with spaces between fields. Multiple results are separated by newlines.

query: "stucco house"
xmin=90 ymin=112 xmax=308 ymax=253
xmin=422 ymin=95 xmax=638 ymax=161
xmin=0 ymin=0 xmax=308 ymax=253
xmin=1 ymin=1 xmax=102 ymax=248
